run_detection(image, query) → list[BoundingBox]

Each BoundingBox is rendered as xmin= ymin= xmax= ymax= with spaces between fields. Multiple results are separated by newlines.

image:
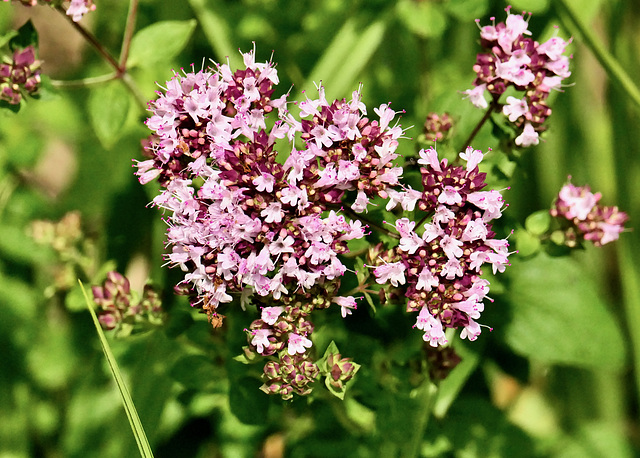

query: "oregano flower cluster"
xmin=136 ymin=49 xmax=512 ymax=398
xmin=370 ymin=146 xmax=512 ymax=346
xmin=463 ymin=8 xmax=572 ymax=146
xmin=550 ymin=181 xmax=628 ymax=247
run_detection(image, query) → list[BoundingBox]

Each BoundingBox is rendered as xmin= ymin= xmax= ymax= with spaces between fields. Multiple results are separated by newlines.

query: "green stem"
xmin=54 ymin=4 xmax=147 ymax=111
xmin=50 ymin=73 xmax=118 ymax=88
xmin=402 ymin=382 xmax=437 ymax=458
xmin=56 ymin=5 xmax=121 ymax=74
xmin=461 ymin=98 xmax=499 ymax=151
xmin=555 ymin=0 xmax=640 ymax=109
xmin=617 ymin=239 xmax=640 ymax=416
xmin=119 ymin=0 xmax=140 ymax=69
xmin=79 ymin=281 xmax=155 ymax=457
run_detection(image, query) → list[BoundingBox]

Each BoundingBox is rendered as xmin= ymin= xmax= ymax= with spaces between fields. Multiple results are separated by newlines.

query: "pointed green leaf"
xmin=513 ymin=227 xmax=541 ymax=257
xmin=127 ymin=20 xmax=197 ymax=69
xmin=303 ymin=18 xmax=387 ymax=101
xmin=88 ymin=81 xmax=131 ymax=149
xmin=504 ymin=254 xmax=626 ymax=368
xmin=9 ymin=20 xmax=38 ymax=50
xmin=187 ymin=0 xmax=242 ymax=69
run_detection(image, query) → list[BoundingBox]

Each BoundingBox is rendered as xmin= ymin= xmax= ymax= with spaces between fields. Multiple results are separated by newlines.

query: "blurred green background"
xmin=1 ymin=0 xmax=639 ymax=456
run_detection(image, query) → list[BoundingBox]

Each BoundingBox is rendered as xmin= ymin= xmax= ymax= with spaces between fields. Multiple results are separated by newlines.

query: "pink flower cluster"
xmin=550 ymin=181 xmax=628 ymax=246
xmin=138 ymin=50 xmax=405 ymax=316
xmin=2 ymin=0 xmax=96 ymax=22
xmin=136 ymin=49 xmax=408 ymax=396
xmin=0 ymin=46 xmax=41 ymax=105
xmin=463 ymin=8 xmax=571 ymax=147
xmin=371 ymin=146 xmax=512 ymax=346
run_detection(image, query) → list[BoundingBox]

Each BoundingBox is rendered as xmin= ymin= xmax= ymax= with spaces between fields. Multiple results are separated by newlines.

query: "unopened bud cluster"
xmin=423 ymin=112 xmax=453 ymax=143
xmin=0 ymin=46 xmax=41 ymax=105
xmin=325 ymin=352 xmax=358 ymax=393
xmin=261 ymin=353 xmax=319 ymax=400
xmin=92 ymin=271 xmax=164 ymax=336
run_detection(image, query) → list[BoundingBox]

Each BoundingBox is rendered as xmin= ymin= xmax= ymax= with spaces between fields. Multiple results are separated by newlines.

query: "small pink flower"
xmin=332 ymin=296 xmax=358 ymax=318
xmin=463 ymin=84 xmax=488 ymax=109
xmin=374 ymin=261 xmax=406 ymax=287
xmin=261 ymin=306 xmax=284 ymax=325
xmin=288 ymin=333 xmax=313 ymax=355
xmin=251 ymin=328 xmax=272 ymax=353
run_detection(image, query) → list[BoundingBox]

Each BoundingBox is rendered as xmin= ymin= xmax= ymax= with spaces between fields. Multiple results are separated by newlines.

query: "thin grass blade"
xmin=79 ymin=280 xmax=154 ymax=458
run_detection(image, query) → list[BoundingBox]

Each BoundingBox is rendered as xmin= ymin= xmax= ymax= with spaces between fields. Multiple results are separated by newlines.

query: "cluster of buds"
xmin=92 ymin=271 xmax=164 ymax=336
xmin=370 ymin=146 xmax=512 ymax=346
xmin=31 ymin=210 xmax=82 ymax=254
xmin=550 ymin=181 xmax=628 ymax=247
xmin=261 ymin=353 xmax=319 ymax=400
xmin=0 ymin=46 xmax=41 ymax=105
xmin=2 ymin=0 xmax=96 ymax=22
xmin=30 ymin=211 xmax=99 ymax=293
xmin=424 ymin=346 xmax=462 ymax=382
xmin=323 ymin=351 xmax=358 ymax=395
xmin=423 ymin=112 xmax=453 ymax=143
xmin=463 ymin=8 xmax=571 ymax=147
xmin=244 ymin=286 xmax=342 ymax=397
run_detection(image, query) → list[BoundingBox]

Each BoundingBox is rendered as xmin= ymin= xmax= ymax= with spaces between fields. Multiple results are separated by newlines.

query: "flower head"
xmin=551 ymin=180 xmax=628 ymax=247
xmin=465 ymin=9 xmax=572 ymax=145
xmin=371 ymin=146 xmax=511 ymax=345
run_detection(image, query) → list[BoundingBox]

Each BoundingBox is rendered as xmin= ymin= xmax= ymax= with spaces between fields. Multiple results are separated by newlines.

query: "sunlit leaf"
xmin=504 ymin=253 xmax=626 ymax=368
xmin=525 ymin=210 xmax=552 ymax=236
xmin=88 ymin=81 xmax=131 ymax=149
xmin=9 ymin=20 xmax=38 ymax=50
xmin=127 ymin=20 xmax=197 ymax=69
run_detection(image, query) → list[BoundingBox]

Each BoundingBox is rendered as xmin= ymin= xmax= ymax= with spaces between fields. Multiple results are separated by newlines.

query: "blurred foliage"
xmin=0 ymin=0 xmax=639 ymax=456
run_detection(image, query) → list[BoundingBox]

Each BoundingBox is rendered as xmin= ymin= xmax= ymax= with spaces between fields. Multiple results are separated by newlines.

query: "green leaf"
xmin=396 ymin=0 xmax=447 ymax=38
xmin=79 ymin=281 xmax=154 ymax=458
xmin=513 ymin=227 xmax=541 ymax=257
xmin=524 ymin=210 xmax=551 ymax=236
xmin=303 ymin=17 xmax=387 ymax=101
xmin=317 ymin=341 xmax=360 ymax=400
xmin=127 ymin=20 xmax=197 ymax=69
xmin=188 ymin=0 xmax=242 ymax=69
xmin=9 ymin=20 xmax=38 ymax=50
xmin=504 ymin=253 xmax=626 ymax=369
xmin=228 ymin=376 xmax=270 ymax=425
xmin=354 ymin=257 xmax=368 ymax=284
xmin=432 ymin=342 xmax=480 ymax=418
xmin=88 ymin=81 xmax=131 ymax=149
xmin=0 ymin=30 xmax=18 ymax=49
xmin=316 ymin=340 xmax=340 ymax=373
